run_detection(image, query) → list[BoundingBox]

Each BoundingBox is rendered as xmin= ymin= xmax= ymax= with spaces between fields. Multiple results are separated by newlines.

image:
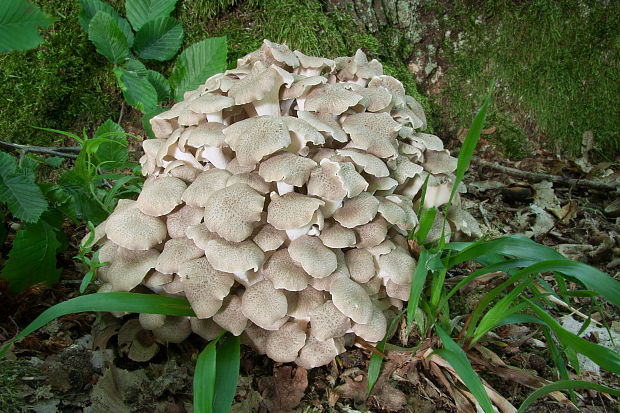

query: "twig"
xmin=470 ymin=155 xmax=618 ymax=193
xmin=0 ymin=140 xmax=79 ymax=159
xmin=118 ymin=101 xmax=125 ymax=125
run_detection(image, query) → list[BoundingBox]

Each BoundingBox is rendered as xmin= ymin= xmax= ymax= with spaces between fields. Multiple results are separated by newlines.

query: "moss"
xmin=0 ymin=360 xmax=38 ymax=412
xmin=0 ymin=0 xmax=122 ymax=146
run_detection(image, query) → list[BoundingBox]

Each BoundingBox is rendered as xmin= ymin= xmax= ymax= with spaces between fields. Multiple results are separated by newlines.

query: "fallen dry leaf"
xmin=272 ymin=365 xmax=308 ymax=411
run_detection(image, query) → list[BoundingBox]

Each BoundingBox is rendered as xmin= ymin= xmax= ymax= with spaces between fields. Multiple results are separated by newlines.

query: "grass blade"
xmin=195 ymin=334 xmax=221 ymax=413
xmin=434 ymin=324 xmax=494 ymax=413
xmin=213 ymin=334 xmax=241 ymax=412
xmin=415 ymin=207 xmax=437 ymax=244
xmin=517 ymin=380 xmax=620 ymax=413
xmin=0 ymin=292 xmax=194 ymax=357
xmin=407 ymin=248 xmax=430 ymax=335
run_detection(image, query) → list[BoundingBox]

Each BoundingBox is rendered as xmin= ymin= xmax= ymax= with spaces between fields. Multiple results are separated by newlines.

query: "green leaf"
xmin=524 ymin=299 xmax=620 ymax=375
xmin=0 ymin=0 xmax=54 ymax=52
xmin=78 ymin=0 xmax=134 ymax=46
xmin=94 ymin=120 xmax=128 ymax=168
xmin=213 ymin=334 xmax=240 ymax=413
xmin=88 ymin=11 xmax=130 ymax=64
xmin=58 ymin=170 xmax=108 ymax=224
xmin=41 ymin=156 xmax=65 ymax=167
xmin=125 ymin=0 xmax=178 ymax=31
xmin=133 ymin=17 xmax=182 ymax=61
xmin=367 ymin=309 xmax=405 ymax=396
xmin=517 ymin=380 xmax=620 ymax=413
xmin=142 ymin=107 xmax=165 ymax=138
xmin=195 ymin=333 xmax=222 ymax=413
xmin=407 ymin=248 xmax=429 ymax=335
xmin=170 ymin=37 xmax=227 ymax=102
xmin=434 ymin=325 xmax=494 ymax=413
xmin=0 ymin=151 xmax=18 ymax=178
xmin=146 ymin=70 xmax=171 ymax=103
xmin=0 ymin=292 xmax=195 ymax=357
xmin=16 ymin=156 xmax=39 ymax=181
xmin=0 ymin=174 xmax=47 ymax=223
xmin=0 ymin=221 xmax=61 ymax=293
xmin=415 ymin=206 xmax=437 ymax=244
xmin=114 ymin=66 xmax=159 ymax=113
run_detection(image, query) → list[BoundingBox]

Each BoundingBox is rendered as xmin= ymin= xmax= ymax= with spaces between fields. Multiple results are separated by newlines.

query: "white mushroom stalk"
xmin=89 ymin=39 xmax=479 ymax=368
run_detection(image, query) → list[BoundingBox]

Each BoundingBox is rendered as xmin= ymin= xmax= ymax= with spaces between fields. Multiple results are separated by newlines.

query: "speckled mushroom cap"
xmin=90 ymin=39 xmax=480 ymax=368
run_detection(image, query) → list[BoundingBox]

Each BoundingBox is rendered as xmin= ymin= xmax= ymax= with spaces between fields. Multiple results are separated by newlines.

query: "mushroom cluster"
xmin=88 ymin=40 xmax=480 ymax=368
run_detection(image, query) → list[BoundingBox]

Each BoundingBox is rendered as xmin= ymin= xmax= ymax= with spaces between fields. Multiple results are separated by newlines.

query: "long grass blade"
xmin=524 ymin=299 xmax=620 ymax=375
xmin=517 ymin=380 xmax=620 ymax=413
xmin=213 ymin=334 xmax=240 ymax=413
xmin=195 ymin=334 xmax=222 ymax=413
xmin=407 ymin=248 xmax=430 ymax=335
xmin=0 ymin=292 xmax=194 ymax=357
xmin=415 ymin=207 xmax=437 ymax=244
xmin=434 ymin=324 xmax=494 ymax=413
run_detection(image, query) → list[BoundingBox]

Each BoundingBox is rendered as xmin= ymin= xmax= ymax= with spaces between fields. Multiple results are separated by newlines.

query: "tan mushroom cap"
xmin=408 ymin=132 xmax=445 ymax=152
xmin=378 ymin=247 xmax=416 ymax=285
xmin=422 ymin=150 xmax=458 ymax=174
xmin=241 ymin=280 xmax=288 ymax=330
xmin=142 ymin=270 xmax=174 ymax=289
xmin=330 ymin=276 xmax=373 ymax=324
xmin=203 ymin=183 xmax=264 ymax=242
xmin=351 ymin=305 xmax=387 ymax=342
xmin=204 ymin=237 xmax=265 ymax=273
xmin=294 ymin=50 xmax=335 ymax=75
xmin=368 ymin=75 xmax=406 ymax=106
xmin=181 ymin=169 xmax=232 ymax=207
xmin=186 ymin=223 xmax=219 ymax=250
xmin=447 ymin=205 xmax=483 ymax=240
xmin=319 ymin=220 xmax=356 ymax=248
xmin=332 ymin=192 xmax=380 ymax=228
xmin=385 ymin=279 xmax=411 ymax=301
xmin=287 ymin=287 xmax=325 ymax=320
xmin=356 ymin=85 xmax=393 ymax=112
xmin=253 ymin=224 xmax=287 ymax=252
xmin=307 ymin=159 xmax=368 ymax=201
xmin=153 ymin=316 xmax=192 ymax=344
xmin=179 ymin=257 xmax=234 ymax=318
xmin=223 ymin=116 xmax=291 ymax=167
xmin=139 ymin=312 xmax=166 ymax=330
xmin=213 ymin=295 xmax=248 ymax=336
xmin=387 ymin=155 xmax=424 ymax=185
xmin=303 ymin=83 xmax=363 ymax=115
xmin=288 ymin=235 xmax=338 ymax=279
xmin=166 ymin=204 xmax=204 ymax=238
xmin=103 ymin=247 xmax=159 ymax=291
xmin=186 ymin=122 xmax=226 ymax=148
xmin=190 ymin=317 xmax=223 ymax=341
xmin=155 ymin=237 xmax=205 ymax=274
xmin=162 ymin=274 xmax=185 ymax=294
xmin=105 ymin=201 xmax=167 ymax=250
xmin=188 ymin=94 xmax=234 ymax=115
xmin=118 ymin=319 xmax=159 ymax=362
xmin=163 ymin=161 xmax=202 ymax=183
xmin=309 ymin=301 xmax=351 ymax=341
xmin=259 ymin=153 xmax=317 ymax=188
xmin=262 ymin=249 xmax=310 ymax=291
xmin=226 ymin=172 xmax=271 ymax=194
xmin=336 ymin=149 xmax=390 ymax=177
xmin=267 ymin=192 xmax=324 ymax=230
xmin=262 ymin=39 xmax=300 ymax=68
xmin=265 ymin=321 xmax=307 ymax=363
xmin=297 ymin=110 xmax=348 ymax=143
xmin=295 ymin=336 xmax=343 ymax=369
xmin=354 ymin=217 xmax=388 ymax=248
xmin=345 ymin=248 xmax=375 ymax=283
xmin=282 ymin=75 xmax=326 ymax=99
xmin=342 ymin=112 xmax=401 ymax=159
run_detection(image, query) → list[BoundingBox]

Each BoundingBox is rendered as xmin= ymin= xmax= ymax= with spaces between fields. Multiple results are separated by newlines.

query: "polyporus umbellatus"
xmin=87 ymin=39 xmax=481 ymax=368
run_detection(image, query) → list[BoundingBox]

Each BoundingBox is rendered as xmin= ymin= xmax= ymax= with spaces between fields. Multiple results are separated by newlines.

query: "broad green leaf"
xmin=213 ymin=334 xmax=241 ymax=413
xmin=0 ymin=151 xmax=18 ymax=178
xmin=16 ymin=155 xmax=39 ymax=182
xmin=39 ymin=183 xmax=78 ymax=223
xmin=125 ymin=0 xmax=178 ymax=31
xmin=0 ymin=211 xmax=6 ymax=244
xmin=407 ymin=248 xmax=429 ymax=335
xmin=146 ymin=70 xmax=171 ymax=103
xmin=41 ymin=156 xmax=65 ymax=167
xmin=195 ymin=333 xmax=223 ymax=413
xmin=170 ymin=37 xmax=227 ymax=102
xmin=78 ymin=0 xmax=134 ymax=46
xmin=94 ymin=120 xmax=128 ymax=168
xmin=59 ymin=170 xmax=109 ymax=224
xmin=0 ymin=292 xmax=195 ymax=357
xmin=517 ymin=380 xmax=620 ymax=413
xmin=125 ymin=57 xmax=148 ymax=75
xmin=1 ymin=221 xmax=61 ymax=293
xmin=114 ymin=66 xmax=159 ymax=113
xmin=142 ymin=106 xmax=165 ymax=138
xmin=0 ymin=0 xmax=54 ymax=52
xmin=88 ymin=11 xmax=130 ymax=64
xmin=133 ymin=17 xmax=182 ymax=61
xmin=0 ymin=174 xmax=47 ymax=223
xmin=434 ymin=325 xmax=494 ymax=413
xmin=525 ymin=299 xmax=620 ymax=375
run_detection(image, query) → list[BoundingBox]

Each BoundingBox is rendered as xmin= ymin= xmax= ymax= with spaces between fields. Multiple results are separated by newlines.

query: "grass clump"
xmin=440 ymin=0 xmax=620 ymax=158
xmin=0 ymin=0 xmax=121 ymax=147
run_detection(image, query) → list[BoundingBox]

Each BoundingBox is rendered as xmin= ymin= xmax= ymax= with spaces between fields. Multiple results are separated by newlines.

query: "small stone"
xmin=604 ymin=198 xmax=620 ymax=218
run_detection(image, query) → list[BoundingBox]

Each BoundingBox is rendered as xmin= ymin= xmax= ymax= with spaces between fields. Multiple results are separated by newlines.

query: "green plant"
xmin=0 ymin=120 xmax=142 ymax=292
xmin=78 ymin=0 xmax=227 ymax=134
xmin=367 ymin=88 xmax=620 ymax=411
xmin=0 ymin=0 xmax=54 ymax=53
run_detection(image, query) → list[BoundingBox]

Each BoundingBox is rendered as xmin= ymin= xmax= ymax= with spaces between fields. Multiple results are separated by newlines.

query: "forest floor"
xmin=0 ymin=1 xmax=619 ymax=412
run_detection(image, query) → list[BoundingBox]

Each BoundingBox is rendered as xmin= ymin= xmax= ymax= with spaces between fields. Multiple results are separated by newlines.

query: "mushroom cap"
xmin=345 ymin=248 xmax=375 ymax=283
xmin=241 ymin=280 xmax=288 ymax=330
xmin=287 ymin=287 xmax=325 ymax=320
xmin=342 ymin=112 xmax=401 ymax=159
xmin=304 ymin=83 xmax=363 ymax=115
xmin=190 ymin=317 xmax=223 ymax=341
xmin=259 ymin=152 xmax=317 ymax=187
xmin=267 ymin=192 xmax=324 ymax=230
xmin=186 ymin=122 xmax=226 ymax=148
xmin=204 ymin=237 xmax=265 ymax=273
xmin=153 ymin=316 xmax=192 ymax=344
xmin=265 ymin=321 xmax=307 ymax=363
xmin=105 ymin=201 xmax=167 ymax=250
xmin=422 ymin=150 xmax=458 ymax=174
xmin=203 ymin=183 xmax=264 ymax=242
xmin=309 ymin=300 xmax=351 ymax=341
xmin=181 ymin=169 xmax=232 ymax=207
xmin=139 ymin=312 xmax=166 ymax=330
xmin=332 ymin=192 xmax=379 ymax=228
xmin=336 ymin=149 xmax=390 ymax=177
xmin=351 ymin=305 xmax=387 ymax=342
xmin=223 ymin=116 xmax=291 ymax=167
xmin=262 ymin=249 xmax=310 ymax=291
xmin=179 ymin=257 xmax=234 ymax=318
xmin=307 ymin=159 xmax=368 ymax=201
xmin=188 ymin=94 xmax=234 ymax=114
xmin=354 ymin=217 xmax=388 ymax=248
xmin=330 ymin=276 xmax=373 ymax=324
xmin=318 ymin=220 xmax=356 ymax=248
xmin=155 ymin=237 xmax=205 ymax=274
xmin=213 ymin=295 xmax=248 ymax=336
xmin=253 ymin=224 xmax=287 ymax=252
xmin=378 ymin=247 xmax=416 ymax=285
xmin=166 ymin=204 xmax=204 ymax=238
xmin=288 ymin=235 xmax=337 ymax=279
xmin=104 ymin=247 xmax=160 ymax=291
xmin=295 ymin=336 xmax=343 ymax=369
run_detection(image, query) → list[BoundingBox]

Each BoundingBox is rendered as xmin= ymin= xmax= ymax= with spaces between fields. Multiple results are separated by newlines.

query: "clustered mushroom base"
xmin=87 ymin=40 xmax=481 ymax=368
